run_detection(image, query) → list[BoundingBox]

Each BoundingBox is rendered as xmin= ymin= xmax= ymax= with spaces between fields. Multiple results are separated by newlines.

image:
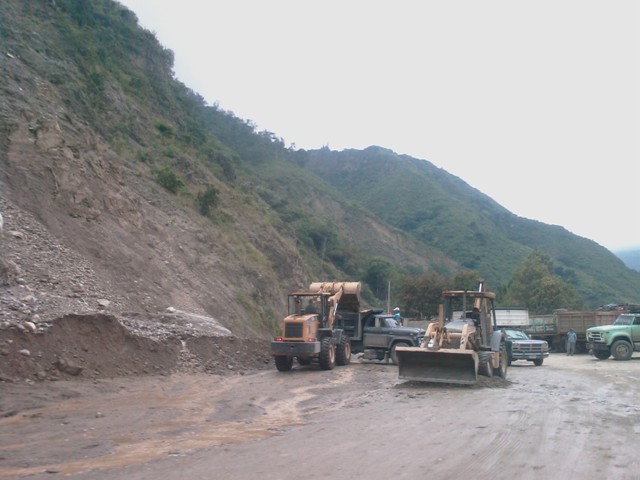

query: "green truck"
xmin=586 ymin=310 xmax=640 ymax=360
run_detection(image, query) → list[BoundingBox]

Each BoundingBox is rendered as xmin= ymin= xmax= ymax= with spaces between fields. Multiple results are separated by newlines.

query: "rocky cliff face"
xmin=0 ymin=1 xmax=318 ymax=380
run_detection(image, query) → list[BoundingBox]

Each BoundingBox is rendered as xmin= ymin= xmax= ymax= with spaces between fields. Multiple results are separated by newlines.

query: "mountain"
xmin=299 ymin=147 xmax=640 ymax=306
xmin=1 ymin=0 xmax=639 ymax=343
xmin=614 ymin=248 xmax=640 ymax=272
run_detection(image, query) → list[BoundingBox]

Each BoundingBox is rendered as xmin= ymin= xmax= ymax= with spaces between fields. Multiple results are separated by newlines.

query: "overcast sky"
xmin=118 ymin=0 xmax=639 ymax=251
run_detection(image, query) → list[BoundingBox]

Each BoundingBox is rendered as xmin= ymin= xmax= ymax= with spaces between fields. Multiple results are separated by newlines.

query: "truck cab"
xmin=341 ymin=311 xmax=426 ymax=364
xmin=587 ymin=313 xmax=640 ymax=360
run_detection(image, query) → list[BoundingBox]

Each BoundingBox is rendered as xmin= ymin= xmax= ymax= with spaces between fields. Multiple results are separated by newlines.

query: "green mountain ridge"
xmin=300 ymin=146 xmax=640 ymax=305
xmin=0 ymin=0 xmax=638 ymax=339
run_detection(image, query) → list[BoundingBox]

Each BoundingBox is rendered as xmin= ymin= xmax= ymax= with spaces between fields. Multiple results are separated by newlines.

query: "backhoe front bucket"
xmin=396 ymin=347 xmax=479 ymax=385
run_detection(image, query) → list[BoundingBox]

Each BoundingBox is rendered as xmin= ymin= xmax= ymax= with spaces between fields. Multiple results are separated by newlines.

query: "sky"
xmin=118 ymin=1 xmax=639 ymax=251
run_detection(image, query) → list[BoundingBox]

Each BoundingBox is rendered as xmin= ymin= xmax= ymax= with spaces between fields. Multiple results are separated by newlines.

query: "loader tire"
xmin=275 ymin=356 xmax=293 ymax=372
xmin=478 ymin=351 xmax=494 ymax=377
xmin=319 ymin=337 xmax=336 ymax=370
xmin=336 ymin=336 xmax=351 ymax=366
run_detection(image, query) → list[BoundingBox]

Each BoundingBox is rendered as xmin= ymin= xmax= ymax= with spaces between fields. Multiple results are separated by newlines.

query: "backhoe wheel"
xmin=611 ymin=340 xmax=633 ymax=361
xmin=496 ymin=346 xmax=508 ymax=379
xmin=336 ymin=336 xmax=351 ymax=366
xmin=319 ymin=337 xmax=336 ymax=370
xmin=478 ymin=351 xmax=494 ymax=377
xmin=390 ymin=342 xmax=409 ymax=365
xmin=274 ymin=356 xmax=293 ymax=372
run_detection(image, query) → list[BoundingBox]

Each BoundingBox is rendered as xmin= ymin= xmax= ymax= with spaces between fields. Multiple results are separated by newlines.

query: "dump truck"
xmin=334 ymin=309 xmax=426 ymax=363
xmin=271 ymin=282 xmax=360 ymax=371
xmin=395 ymin=282 xmax=507 ymax=385
xmin=494 ymin=308 xmax=530 ymax=329
xmin=526 ymin=309 xmax=623 ymax=352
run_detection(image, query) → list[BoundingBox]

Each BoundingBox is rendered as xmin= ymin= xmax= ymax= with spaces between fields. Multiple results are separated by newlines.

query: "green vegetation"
xmin=196 ymin=185 xmax=219 ymax=216
xmin=502 ymin=252 xmax=584 ymax=314
xmin=155 ymin=167 xmax=184 ymax=194
xmin=301 ymin=147 xmax=640 ymax=308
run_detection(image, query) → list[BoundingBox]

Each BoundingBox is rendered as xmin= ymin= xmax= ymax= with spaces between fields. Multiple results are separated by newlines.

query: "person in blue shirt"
xmin=567 ymin=329 xmax=577 ymax=356
xmin=393 ymin=307 xmax=402 ymax=325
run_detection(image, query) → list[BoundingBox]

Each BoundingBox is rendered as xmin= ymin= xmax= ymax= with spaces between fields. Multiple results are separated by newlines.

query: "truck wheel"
xmin=593 ymin=350 xmax=610 ymax=360
xmin=478 ymin=351 xmax=494 ymax=377
xmin=319 ymin=337 xmax=336 ymax=370
xmin=390 ymin=342 xmax=409 ymax=365
xmin=533 ymin=358 xmax=543 ymax=366
xmin=275 ymin=356 xmax=293 ymax=372
xmin=336 ymin=336 xmax=351 ymax=366
xmin=611 ymin=340 xmax=633 ymax=361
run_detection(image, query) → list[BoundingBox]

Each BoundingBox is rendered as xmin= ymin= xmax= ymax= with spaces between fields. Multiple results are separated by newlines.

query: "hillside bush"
xmin=196 ymin=185 xmax=219 ymax=216
xmin=155 ymin=167 xmax=183 ymax=194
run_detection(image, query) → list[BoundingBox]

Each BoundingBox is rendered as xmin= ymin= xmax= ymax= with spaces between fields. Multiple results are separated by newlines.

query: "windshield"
xmin=505 ymin=329 xmax=530 ymax=340
xmin=614 ymin=314 xmax=634 ymax=326
xmin=288 ymin=295 xmax=322 ymax=316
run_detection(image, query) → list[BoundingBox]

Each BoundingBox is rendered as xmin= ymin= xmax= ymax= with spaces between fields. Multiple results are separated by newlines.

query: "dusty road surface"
xmin=1 ymin=353 xmax=639 ymax=480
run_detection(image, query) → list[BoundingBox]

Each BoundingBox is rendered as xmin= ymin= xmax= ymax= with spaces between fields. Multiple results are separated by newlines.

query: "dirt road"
xmin=1 ymin=353 xmax=639 ymax=479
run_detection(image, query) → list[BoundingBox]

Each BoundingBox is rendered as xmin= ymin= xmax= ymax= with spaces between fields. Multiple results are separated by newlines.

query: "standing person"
xmin=567 ymin=329 xmax=577 ymax=356
xmin=393 ymin=307 xmax=402 ymax=326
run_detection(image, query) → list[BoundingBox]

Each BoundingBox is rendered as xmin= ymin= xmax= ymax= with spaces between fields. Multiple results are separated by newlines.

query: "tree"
xmin=398 ymin=271 xmax=452 ymax=319
xmin=452 ymin=270 xmax=483 ymax=291
xmin=503 ymin=252 xmax=583 ymax=313
xmin=364 ymin=257 xmax=395 ymax=301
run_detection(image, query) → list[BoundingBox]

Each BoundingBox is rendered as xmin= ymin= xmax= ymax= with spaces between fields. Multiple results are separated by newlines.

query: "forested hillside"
xmin=300 ymin=147 xmax=640 ymax=307
xmin=1 ymin=0 xmax=638 ymax=341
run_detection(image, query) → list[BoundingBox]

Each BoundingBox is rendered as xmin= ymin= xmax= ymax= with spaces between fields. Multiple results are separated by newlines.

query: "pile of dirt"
xmin=0 ymin=313 xmax=273 ymax=382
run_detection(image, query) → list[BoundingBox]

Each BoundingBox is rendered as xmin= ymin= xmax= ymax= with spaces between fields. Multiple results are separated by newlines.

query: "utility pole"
xmin=387 ymin=280 xmax=391 ymax=313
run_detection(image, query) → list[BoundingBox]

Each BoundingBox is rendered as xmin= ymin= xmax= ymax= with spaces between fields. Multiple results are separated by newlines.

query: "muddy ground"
xmin=1 ymin=352 xmax=639 ymax=480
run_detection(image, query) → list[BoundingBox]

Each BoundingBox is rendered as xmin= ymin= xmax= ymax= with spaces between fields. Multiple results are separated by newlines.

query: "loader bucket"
xmin=396 ymin=347 xmax=479 ymax=385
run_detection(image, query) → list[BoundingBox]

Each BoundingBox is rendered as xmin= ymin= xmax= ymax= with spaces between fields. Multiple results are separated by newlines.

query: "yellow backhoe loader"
xmin=395 ymin=282 xmax=507 ymax=385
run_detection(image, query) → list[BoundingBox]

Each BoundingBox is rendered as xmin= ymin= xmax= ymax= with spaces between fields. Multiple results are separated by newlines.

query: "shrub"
xmin=155 ymin=167 xmax=183 ymax=193
xmin=196 ymin=185 xmax=219 ymax=216
xmin=155 ymin=121 xmax=174 ymax=138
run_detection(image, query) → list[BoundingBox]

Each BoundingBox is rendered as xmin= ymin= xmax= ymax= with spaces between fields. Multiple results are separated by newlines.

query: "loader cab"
xmin=289 ymin=293 xmax=328 ymax=323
